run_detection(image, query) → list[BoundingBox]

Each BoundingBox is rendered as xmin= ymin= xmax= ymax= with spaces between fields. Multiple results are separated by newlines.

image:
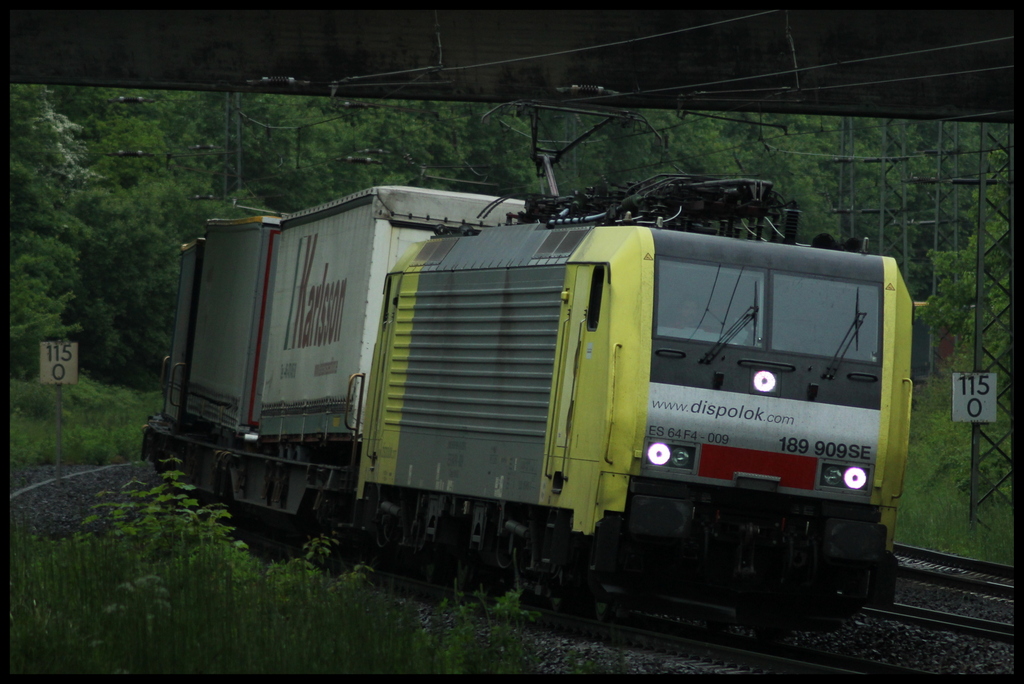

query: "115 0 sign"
xmin=951 ymin=372 xmax=997 ymax=423
xmin=40 ymin=341 xmax=79 ymax=385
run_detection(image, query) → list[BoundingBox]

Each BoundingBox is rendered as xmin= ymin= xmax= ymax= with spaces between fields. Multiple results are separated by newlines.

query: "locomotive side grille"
xmin=387 ymin=266 xmax=563 ymax=439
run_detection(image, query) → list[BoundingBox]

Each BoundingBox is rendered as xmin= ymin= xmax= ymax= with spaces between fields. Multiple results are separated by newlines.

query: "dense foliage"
xmin=9 ymin=84 xmax=1005 ymax=388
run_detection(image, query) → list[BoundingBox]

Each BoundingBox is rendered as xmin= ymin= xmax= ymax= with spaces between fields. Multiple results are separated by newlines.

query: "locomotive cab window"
xmin=771 ymin=274 xmax=880 ymax=363
xmin=656 ymin=259 xmax=764 ymax=348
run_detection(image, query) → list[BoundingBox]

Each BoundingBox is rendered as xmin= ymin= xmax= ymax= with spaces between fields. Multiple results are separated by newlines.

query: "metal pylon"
xmin=835 ymin=117 xmax=858 ymax=241
xmin=223 ymin=92 xmax=243 ymax=199
xmin=918 ymin=121 xmax=972 ymax=376
xmin=876 ymin=120 xmax=911 ymax=283
xmin=970 ymin=122 xmax=1014 ymax=528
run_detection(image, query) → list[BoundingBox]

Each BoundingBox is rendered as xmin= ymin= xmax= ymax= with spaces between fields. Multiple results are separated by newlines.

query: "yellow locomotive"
xmin=358 ymin=178 xmax=912 ymax=628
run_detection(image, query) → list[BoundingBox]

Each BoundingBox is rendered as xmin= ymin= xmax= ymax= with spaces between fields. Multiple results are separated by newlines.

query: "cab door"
xmin=547 ymin=264 xmax=607 ymax=473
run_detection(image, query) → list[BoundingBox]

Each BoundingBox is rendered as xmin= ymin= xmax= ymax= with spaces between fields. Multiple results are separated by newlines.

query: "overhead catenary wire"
xmin=184 ymin=94 xmax=1013 ymax=200
xmin=329 ymin=10 xmax=781 ymax=87
xmin=100 ymin=41 xmax=1012 ymax=202
xmin=317 ymin=14 xmax=1010 ymax=113
xmin=783 ymin=64 xmax=1013 ymax=96
xmin=569 ymin=35 xmax=1015 ymax=104
xmin=594 ymin=110 xmax=1015 ymax=182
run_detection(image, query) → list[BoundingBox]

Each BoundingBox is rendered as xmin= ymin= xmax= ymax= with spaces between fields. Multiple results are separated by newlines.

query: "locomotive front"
xmin=601 ymin=229 xmax=913 ymax=629
xmin=353 ymin=175 xmax=912 ymax=630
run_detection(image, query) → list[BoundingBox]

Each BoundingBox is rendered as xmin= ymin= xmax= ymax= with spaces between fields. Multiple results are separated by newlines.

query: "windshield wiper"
xmin=822 ymin=293 xmax=866 ymax=379
xmin=699 ymin=303 xmax=758 ymax=365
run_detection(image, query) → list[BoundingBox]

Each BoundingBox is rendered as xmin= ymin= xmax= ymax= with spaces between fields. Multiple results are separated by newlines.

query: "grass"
xmin=9 ymin=464 xmax=541 ymax=674
xmin=895 ymin=350 xmax=1014 ymax=565
xmin=10 ymin=526 xmax=442 ymax=673
xmin=9 ymin=375 xmax=160 ymax=469
xmin=9 ymin=378 xmax=545 ymax=673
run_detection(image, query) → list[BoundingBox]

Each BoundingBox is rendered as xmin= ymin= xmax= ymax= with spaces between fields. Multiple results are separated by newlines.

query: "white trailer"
xmin=259 ymin=186 xmax=523 ymax=443
xmin=185 ymin=216 xmax=280 ymax=434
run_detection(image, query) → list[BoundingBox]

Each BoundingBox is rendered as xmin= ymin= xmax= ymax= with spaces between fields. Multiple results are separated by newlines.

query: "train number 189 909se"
xmin=143 ymin=175 xmax=912 ymax=630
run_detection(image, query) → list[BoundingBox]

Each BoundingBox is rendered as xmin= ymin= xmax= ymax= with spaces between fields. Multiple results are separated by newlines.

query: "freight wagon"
xmin=147 ymin=187 xmax=523 ymax=522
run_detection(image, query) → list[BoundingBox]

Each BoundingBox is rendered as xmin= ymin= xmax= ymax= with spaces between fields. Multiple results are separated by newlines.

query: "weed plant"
xmin=432 ymin=587 xmax=540 ymax=674
xmin=10 ymin=461 xmax=544 ymax=673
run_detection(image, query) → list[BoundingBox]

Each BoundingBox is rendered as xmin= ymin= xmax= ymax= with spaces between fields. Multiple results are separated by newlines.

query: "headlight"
xmin=820 ymin=464 xmax=869 ymax=490
xmin=753 ymin=370 xmax=776 ymax=393
xmin=822 ymin=465 xmax=843 ymax=486
xmin=646 ymin=442 xmax=695 ymax=469
xmin=647 ymin=442 xmax=671 ymax=465
xmin=844 ymin=467 xmax=867 ymax=489
xmin=670 ymin=446 xmax=694 ymax=468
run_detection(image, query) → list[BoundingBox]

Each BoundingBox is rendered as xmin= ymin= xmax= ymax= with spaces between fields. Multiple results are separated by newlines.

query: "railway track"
xmin=349 ymin=566 xmax=932 ymax=674
xmin=887 ymin=542 xmax=1013 ymax=644
xmin=234 ymin=524 xmax=931 ymax=674
xmin=593 ymin=611 xmax=930 ymax=674
xmin=363 ymin=544 xmax=1016 ymax=668
xmin=895 ymin=542 xmax=1014 ymax=599
xmin=863 ymin=602 xmax=1013 ymax=645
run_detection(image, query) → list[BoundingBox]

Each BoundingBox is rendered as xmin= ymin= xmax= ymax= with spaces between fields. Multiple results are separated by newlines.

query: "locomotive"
xmin=143 ymin=176 xmax=912 ymax=630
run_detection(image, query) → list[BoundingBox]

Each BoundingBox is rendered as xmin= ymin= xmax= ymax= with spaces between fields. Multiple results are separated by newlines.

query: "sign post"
xmin=40 ymin=341 xmax=79 ymax=488
xmin=951 ymin=372 xmax=997 ymax=424
xmin=952 ymin=371 xmax=999 ymax=531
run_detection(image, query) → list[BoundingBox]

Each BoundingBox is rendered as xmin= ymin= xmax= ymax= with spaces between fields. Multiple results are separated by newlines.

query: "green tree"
xmin=62 ymin=180 xmax=214 ymax=388
xmin=9 ymin=85 xmax=86 ymax=378
xmin=920 ymin=235 xmax=1011 ymax=364
xmin=919 ymin=140 xmax=1011 ymax=364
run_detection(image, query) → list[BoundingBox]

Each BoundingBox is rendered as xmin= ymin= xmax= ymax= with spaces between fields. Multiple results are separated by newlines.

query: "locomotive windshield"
xmin=655 ymin=260 xmax=881 ymax=364
xmin=656 ymin=260 xmax=764 ymax=347
xmin=771 ymin=274 xmax=880 ymax=363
